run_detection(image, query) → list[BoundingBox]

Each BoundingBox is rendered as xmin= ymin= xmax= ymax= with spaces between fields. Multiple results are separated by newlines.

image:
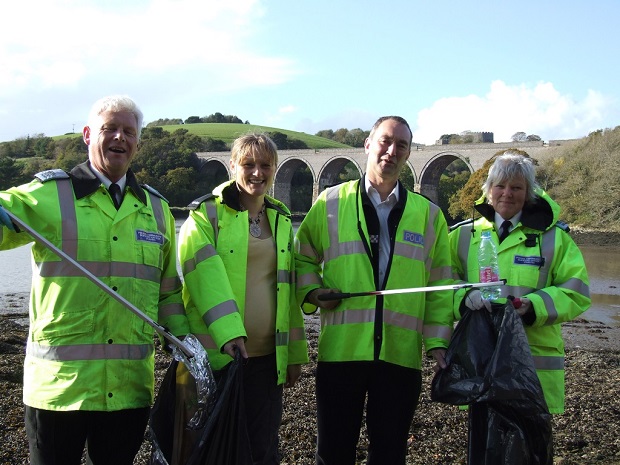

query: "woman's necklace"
xmin=248 ymin=203 xmax=266 ymax=238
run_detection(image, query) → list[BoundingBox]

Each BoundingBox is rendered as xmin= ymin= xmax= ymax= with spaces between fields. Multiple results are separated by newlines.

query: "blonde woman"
xmin=178 ymin=133 xmax=308 ymax=464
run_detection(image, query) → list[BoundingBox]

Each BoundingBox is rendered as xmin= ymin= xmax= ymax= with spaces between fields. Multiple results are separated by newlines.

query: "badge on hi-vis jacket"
xmin=403 ymin=231 xmax=424 ymax=245
xmin=514 ymin=255 xmax=546 ymax=267
xmin=135 ymin=230 xmax=164 ymax=245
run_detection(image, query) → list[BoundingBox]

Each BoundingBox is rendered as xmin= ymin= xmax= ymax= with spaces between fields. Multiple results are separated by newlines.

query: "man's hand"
xmin=0 ymin=206 xmax=16 ymax=231
xmin=430 ymin=348 xmax=448 ymax=373
xmin=307 ymin=288 xmax=341 ymax=310
xmin=464 ymin=289 xmax=492 ymax=311
xmin=222 ymin=337 xmax=248 ymax=360
xmin=285 ymin=364 xmax=302 ymax=388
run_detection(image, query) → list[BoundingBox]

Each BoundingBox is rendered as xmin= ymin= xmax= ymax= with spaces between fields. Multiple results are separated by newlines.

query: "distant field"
xmin=52 ymin=123 xmax=350 ymax=150
xmin=152 ymin=122 xmax=350 ymax=149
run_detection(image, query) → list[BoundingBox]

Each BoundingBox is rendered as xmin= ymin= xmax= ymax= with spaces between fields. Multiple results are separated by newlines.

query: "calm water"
xmin=2 ymin=221 xmax=619 ymax=326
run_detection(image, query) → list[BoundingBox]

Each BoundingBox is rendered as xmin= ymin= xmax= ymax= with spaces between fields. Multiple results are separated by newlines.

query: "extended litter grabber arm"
xmin=317 ymin=280 xmax=507 ymax=301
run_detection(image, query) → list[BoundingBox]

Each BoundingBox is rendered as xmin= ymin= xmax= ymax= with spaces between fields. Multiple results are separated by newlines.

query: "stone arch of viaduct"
xmin=196 ymin=141 xmax=556 ymax=209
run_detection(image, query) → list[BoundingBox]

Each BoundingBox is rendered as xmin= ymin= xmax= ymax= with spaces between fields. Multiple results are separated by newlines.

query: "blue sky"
xmin=1 ymin=0 xmax=618 ymax=145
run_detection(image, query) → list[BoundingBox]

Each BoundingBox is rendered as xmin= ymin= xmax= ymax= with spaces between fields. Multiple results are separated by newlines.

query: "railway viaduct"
xmin=196 ymin=139 xmax=572 ymax=207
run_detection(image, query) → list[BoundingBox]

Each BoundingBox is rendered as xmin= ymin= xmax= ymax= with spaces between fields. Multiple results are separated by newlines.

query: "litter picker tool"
xmin=5 ymin=210 xmax=217 ymax=428
xmin=6 ymin=209 xmax=194 ymax=357
xmin=317 ymin=280 xmax=507 ymax=301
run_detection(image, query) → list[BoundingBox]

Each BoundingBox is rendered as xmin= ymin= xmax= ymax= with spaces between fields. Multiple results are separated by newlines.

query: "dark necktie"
xmin=109 ymin=183 xmax=122 ymax=210
xmin=499 ymin=220 xmax=511 ymax=243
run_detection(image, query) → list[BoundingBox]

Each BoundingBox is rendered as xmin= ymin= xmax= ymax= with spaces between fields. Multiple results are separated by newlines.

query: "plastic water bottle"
xmin=478 ymin=231 xmax=501 ymax=300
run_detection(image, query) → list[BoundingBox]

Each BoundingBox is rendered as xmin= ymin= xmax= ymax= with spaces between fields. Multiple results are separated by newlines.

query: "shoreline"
xmin=565 ymin=227 xmax=620 ymax=248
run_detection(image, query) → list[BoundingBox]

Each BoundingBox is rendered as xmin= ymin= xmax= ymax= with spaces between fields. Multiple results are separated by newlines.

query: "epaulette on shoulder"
xmin=34 ymin=169 xmax=69 ymax=182
xmin=187 ymin=193 xmax=216 ymax=210
xmin=449 ymin=218 xmax=475 ymax=232
xmin=554 ymin=220 xmax=570 ymax=232
xmin=141 ymin=184 xmax=169 ymax=203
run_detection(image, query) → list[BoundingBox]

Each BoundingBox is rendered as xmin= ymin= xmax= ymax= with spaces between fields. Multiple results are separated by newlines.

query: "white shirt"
xmin=365 ymin=177 xmax=399 ymax=286
xmin=90 ymin=165 xmax=127 ymax=205
xmin=494 ymin=211 xmax=522 ymax=235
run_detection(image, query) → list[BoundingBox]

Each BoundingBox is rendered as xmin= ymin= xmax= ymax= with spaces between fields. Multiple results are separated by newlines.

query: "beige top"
xmin=244 ymin=234 xmax=277 ymax=357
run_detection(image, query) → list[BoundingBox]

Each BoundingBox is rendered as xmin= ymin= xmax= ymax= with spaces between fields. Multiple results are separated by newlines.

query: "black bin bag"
xmin=431 ymin=301 xmax=553 ymax=465
xmin=149 ymin=350 xmax=252 ymax=465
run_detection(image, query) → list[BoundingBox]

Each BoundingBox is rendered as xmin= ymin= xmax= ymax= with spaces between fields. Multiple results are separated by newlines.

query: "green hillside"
xmin=50 ymin=123 xmax=350 ymax=150
xmin=152 ymin=122 xmax=350 ymax=149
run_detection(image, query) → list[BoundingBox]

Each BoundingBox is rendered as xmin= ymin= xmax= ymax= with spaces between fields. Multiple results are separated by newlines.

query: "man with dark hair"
xmin=295 ymin=116 xmax=453 ymax=465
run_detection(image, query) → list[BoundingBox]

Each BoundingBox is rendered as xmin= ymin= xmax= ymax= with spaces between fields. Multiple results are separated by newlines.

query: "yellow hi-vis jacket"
xmin=449 ymin=188 xmax=590 ymax=413
xmin=178 ymin=181 xmax=308 ymax=384
xmin=295 ymin=179 xmax=453 ymax=369
xmin=0 ymin=163 xmax=187 ymax=411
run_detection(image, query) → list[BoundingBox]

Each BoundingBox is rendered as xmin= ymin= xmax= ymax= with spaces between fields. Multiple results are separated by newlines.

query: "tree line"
xmin=448 ymin=126 xmax=620 ymax=232
xmin=147 ymin=112 xmax=248 ymax=126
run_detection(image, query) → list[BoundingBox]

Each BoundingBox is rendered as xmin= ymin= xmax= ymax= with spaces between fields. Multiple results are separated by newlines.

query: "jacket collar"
xmin=359 ymin=175 xmax=407 ymax=211
xmin=69 ymin=161 xmax=147 ymax=205
xmin=218 ymin=180 xmax=289 ymax=216
xmin=474 ymin=189 xmax=557 ymax=232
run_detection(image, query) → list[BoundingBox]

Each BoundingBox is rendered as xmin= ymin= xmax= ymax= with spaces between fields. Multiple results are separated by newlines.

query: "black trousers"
xmin=315 ymin=360 xmax=422 ymax=465
xmin=25 ymin=405 xmax=149 ymax=465
xmin=243 ymin=352 xmax=284 ymax=465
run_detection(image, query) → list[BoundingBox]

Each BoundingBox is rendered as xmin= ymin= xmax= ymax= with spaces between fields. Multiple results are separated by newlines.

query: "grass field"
xmin=151 ymin=122 xmax=350 ymax=149
xmin=52 ymin=123 xmax=351 ymax=150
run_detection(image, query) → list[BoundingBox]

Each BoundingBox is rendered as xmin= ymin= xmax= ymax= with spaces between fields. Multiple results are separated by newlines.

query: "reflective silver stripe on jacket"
xmin=58 ymin=178 xmax=78 ymax=258
xmin=202 ymin=299 xmax=239 ymax=326
xmin=560 ymin=277 xmax=590 ymax=297
xmin=531 ymin=229 xmax=589 ymax=325
xmin=322 ymin=307 xmax=424 ymax=335
xmin=161 ymin=275 xmax=182 ymax=293
xmin=536 ymin=228 xmax=555 ymax=289
xmin=384 ymin=309 xmax=424 ymax=333
xmin=182 ymin=243 xmax=217 ymax=275
xmin=503 ymin=284 xmax=536 ymax=297
xmin=532 ymin=354 xmax=564 ymax=370
xmin=147 ymin=191 xmax=167 ymax=235
xmin=430 ymin=265 xmax=453 ymax=282
xmin=323 ymin=308 xmax=374 ymax=326
xmin=206 ymin=201 xmax=219 ymax=244
xmin=423 ymin=323 xmax=453 ymax=340
xmin=392 ymin=241 xmax=426 ymax=264
xmin=533 ymin=290 xmax=559 ymax=325
xmin=27 ymin=341 xmax=153 ymax=361
xmin=278 ymin=269 xmax=292 ymax=285
xmin=457 ymin=223 xmax=474 ymax=281
xmin=38 ymin=260 xmax=162 ymax=282
xmin=275 ymin=331 xmax=289 ymax=346
xmin=323 ymin=185 xmax=366 ymax=262
xmin=159 ymin=302 xmax=185 ymax=319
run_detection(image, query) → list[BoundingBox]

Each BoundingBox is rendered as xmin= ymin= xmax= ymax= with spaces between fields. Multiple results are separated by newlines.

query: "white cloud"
xmin=412 ymin=80 xmax=612 ymax=144
xmin=0 ymin=0 xmax=301 ymax=140
xmin=0 ymin=0 xmax=293 ymax=95
xmin=278 ymin=105 xmax=296 ymax=114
